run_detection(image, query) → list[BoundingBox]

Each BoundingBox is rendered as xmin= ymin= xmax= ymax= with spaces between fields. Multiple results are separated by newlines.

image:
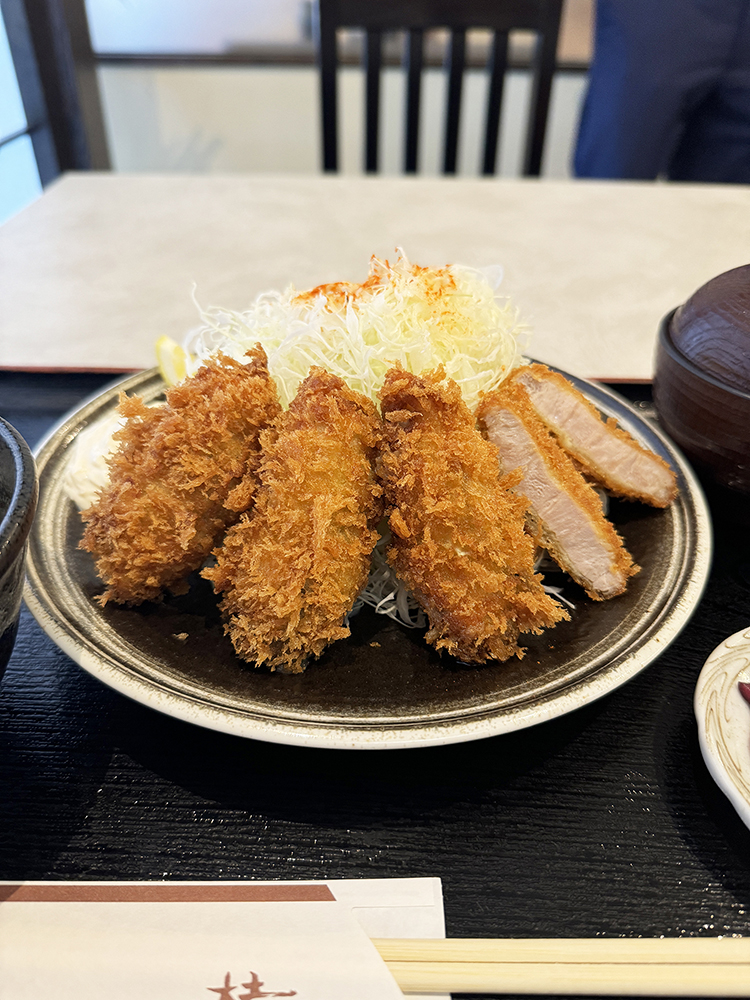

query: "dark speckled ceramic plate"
xmin=24 ymin=367 xmax=711 ymax=749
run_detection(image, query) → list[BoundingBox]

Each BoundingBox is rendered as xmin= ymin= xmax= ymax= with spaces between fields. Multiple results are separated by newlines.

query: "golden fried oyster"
xmin=377 ymin=364 xmax=567 ymax=663
xmin=204 ymin=368 xmax=383 ymax=673
xmin=81 ymin=348 xmax=281 ymax=605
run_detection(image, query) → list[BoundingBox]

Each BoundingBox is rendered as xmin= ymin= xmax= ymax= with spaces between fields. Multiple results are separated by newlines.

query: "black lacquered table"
xmin=1 ymin=371 xmax=749 ymax=999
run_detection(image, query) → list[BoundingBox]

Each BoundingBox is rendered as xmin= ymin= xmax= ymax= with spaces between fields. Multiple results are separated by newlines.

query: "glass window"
xmin=0 ymin=135 xmax=42 ymax=225
xmin=0 ymin=8 xmax=27 ymax=141
xmin=0 ymin=8 xmax=42 ymax=223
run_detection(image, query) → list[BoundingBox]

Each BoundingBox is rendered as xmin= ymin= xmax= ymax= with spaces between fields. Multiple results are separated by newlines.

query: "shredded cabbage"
xmin=183 ymin=249 xmax=527 ymax=412
xmin=64 ymin=411 xmax=126 ymax=510
xmin=349 ymin=527 xmax=427 ymax=628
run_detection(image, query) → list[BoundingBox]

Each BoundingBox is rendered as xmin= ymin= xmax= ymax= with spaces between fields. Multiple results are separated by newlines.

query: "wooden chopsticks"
xmin=372 ymin=938 xmax=750 ymax=996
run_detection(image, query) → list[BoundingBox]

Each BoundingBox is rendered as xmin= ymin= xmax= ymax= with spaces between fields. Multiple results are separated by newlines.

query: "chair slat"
xmin=523 ymin=16 xmax=559 ymax=175
xmin=443 ymin=28 xmax=465 ymax=175
xmin=403 ymin=28 xmax=423 ymax=174
xmin=482 ymin=30 xmax=509 ymax=175
xmin=364 ymin=29 xmax=382 ymax=173
xmin=315 ymin=3 xmax=339 ymax=172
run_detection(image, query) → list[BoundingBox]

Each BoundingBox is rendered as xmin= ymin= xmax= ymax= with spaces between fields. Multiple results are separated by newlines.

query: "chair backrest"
xmin=314 ymin=0 xmax=563 ymax=176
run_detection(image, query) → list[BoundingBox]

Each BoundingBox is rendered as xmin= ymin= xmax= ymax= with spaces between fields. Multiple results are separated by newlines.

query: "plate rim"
xmin=694 ymin=626 xmax=750 ymax=830
xmin=23 ymin=366 xmax=713 ymax=750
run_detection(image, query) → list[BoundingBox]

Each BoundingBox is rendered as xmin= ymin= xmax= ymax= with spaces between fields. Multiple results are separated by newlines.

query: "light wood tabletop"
xmin=1 ymin=172 xmax=748 ymax=380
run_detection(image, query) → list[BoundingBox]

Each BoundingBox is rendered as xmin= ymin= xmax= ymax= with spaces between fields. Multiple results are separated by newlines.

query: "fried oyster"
xmin=204 ymin=368 xmax=384 ymax=673
xmin=377 ymin=364 xmax=568 ymax=663
xmin=81 ymin=348 xmax=280 ymax=605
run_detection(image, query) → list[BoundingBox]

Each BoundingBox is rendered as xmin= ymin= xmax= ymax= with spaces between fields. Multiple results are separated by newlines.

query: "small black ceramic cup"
xmin=0 ymin=418 xmax=38 ymax=681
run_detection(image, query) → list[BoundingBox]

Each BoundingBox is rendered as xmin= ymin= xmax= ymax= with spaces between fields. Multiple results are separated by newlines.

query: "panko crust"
xmin=204 ymin=368 xmax=384 ymax=673
xmin=80 ymin=348 xmax=281 ymax=605
xmin=378 ymin=364 xmax=567 ymax=664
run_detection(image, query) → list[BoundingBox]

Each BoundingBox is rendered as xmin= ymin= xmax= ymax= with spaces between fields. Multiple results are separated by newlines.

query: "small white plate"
xmin=695 ymin=627 xmax=750 ymax=830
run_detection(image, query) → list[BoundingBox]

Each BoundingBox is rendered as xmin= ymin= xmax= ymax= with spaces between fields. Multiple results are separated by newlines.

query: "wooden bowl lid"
xmin=671 ymin=264 xmax=750 ymax=393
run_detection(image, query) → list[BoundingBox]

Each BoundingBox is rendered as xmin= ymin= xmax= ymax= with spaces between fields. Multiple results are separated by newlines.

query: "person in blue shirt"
xmin=574 ymin=0 xmax=750 ymax=182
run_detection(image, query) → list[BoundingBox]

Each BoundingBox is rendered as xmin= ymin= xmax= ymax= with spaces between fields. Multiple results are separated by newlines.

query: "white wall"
xmin=86 ymin=0 xmax=310 ymax=51
xmin=99 ymin=65 xmax=587 ymax=178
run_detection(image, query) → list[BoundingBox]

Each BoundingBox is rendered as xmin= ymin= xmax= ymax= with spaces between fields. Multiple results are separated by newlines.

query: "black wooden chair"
xmin=314 ymin=0 xmax=563 ymax=176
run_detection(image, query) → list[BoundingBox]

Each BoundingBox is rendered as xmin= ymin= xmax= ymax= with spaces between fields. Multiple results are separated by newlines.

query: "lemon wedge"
xmin=155 ymin=335 xmax=189 ymax=386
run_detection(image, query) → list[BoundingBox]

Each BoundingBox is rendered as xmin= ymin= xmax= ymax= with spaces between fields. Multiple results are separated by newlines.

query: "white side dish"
xmin=695 ymin=627 xmax=750 ymax=830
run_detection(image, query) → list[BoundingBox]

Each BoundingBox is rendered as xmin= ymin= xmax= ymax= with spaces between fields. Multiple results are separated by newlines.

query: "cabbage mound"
xmin=184 ymin=250 xmax=527 ymax=411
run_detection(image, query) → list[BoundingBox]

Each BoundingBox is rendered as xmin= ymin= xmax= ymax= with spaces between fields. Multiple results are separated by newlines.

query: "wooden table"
xmin=1 ymin=173 xmax=749 ymax=380
xmin=1 ymin=175 xmax=749 ymax=999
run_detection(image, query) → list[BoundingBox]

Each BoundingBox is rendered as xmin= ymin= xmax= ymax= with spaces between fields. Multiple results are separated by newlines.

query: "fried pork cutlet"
xmin=204 ymin=368 xmax=383 ymax=673
xmin=377 ymin=365 xmax=567 ymax=664
xmin=512 ymin=364 xmax=677 ymax=507
xmin=477 ymin=379 xmax=638 ymax=601
xmin=81 ymin=348 xmax=281 ymax=605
